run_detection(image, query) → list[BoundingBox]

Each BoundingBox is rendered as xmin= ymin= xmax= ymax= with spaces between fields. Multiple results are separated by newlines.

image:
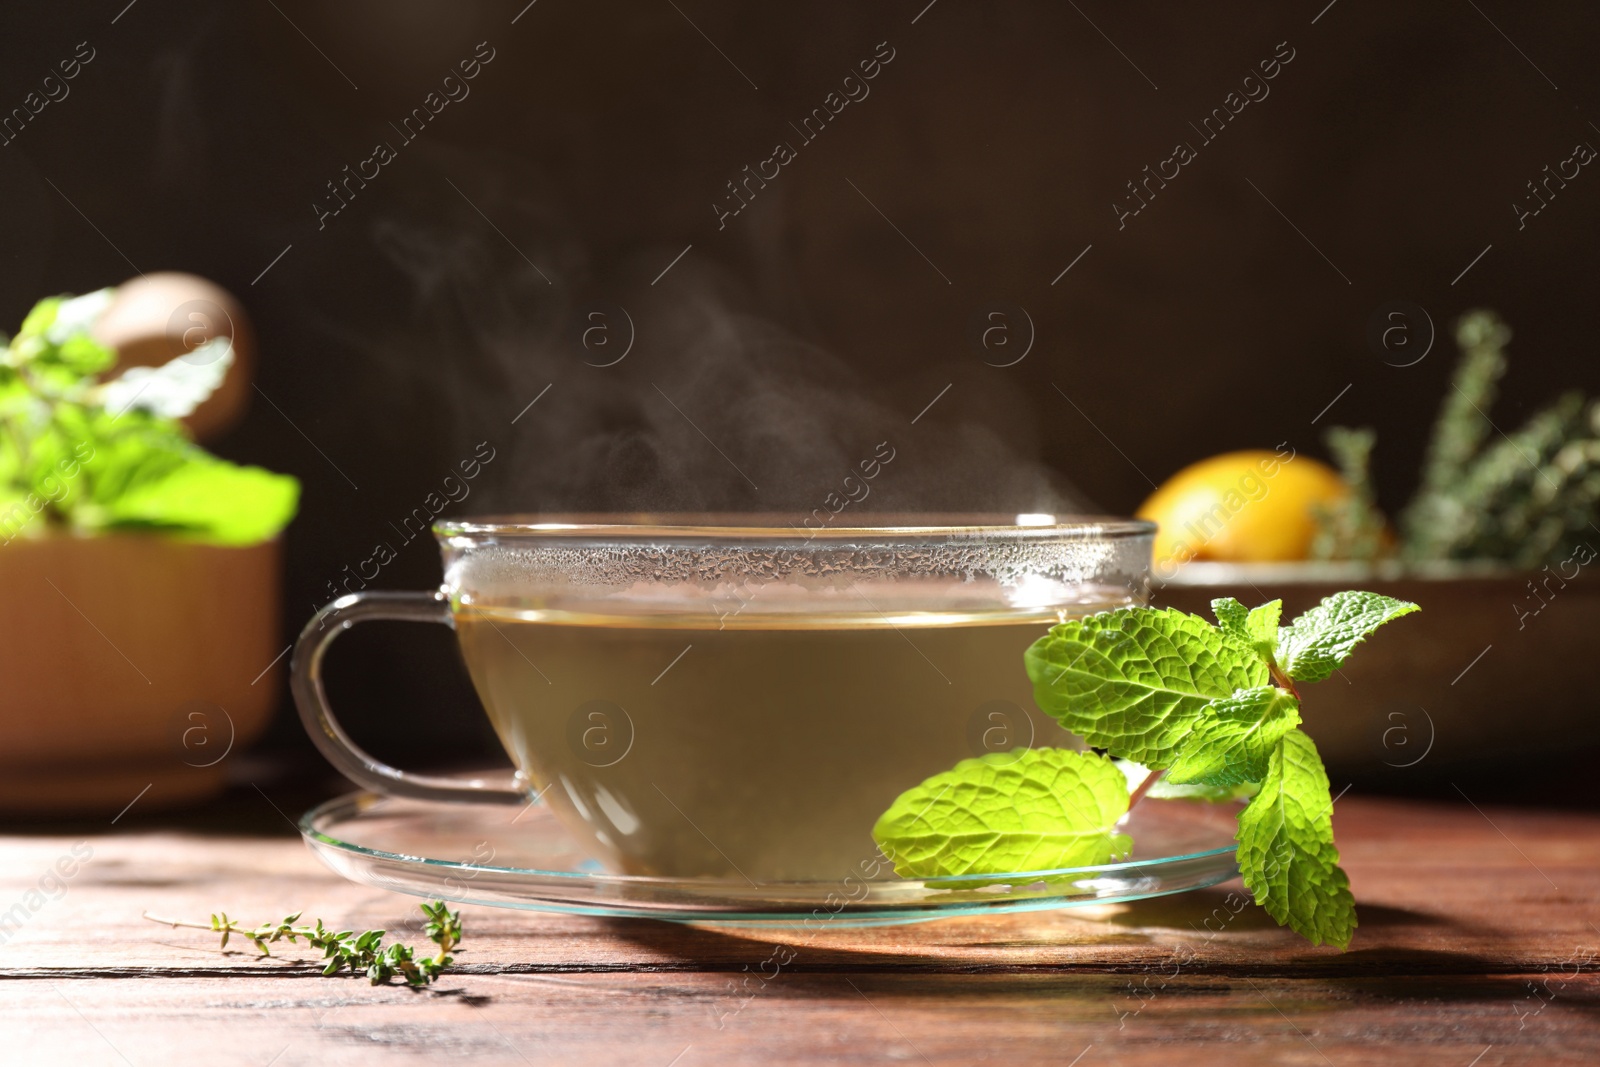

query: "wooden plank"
xmin=5 ymin=973 xmax=1598 ymax=1066
xmin=5 ymin=795 xmax=1600 ymax=1063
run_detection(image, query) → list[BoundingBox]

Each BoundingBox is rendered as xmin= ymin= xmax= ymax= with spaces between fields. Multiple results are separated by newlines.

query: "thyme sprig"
xmin=144 ymin=900 xmax=462 ymax=987
xmin=1314 ymin=309 xmax=1600 ymax=567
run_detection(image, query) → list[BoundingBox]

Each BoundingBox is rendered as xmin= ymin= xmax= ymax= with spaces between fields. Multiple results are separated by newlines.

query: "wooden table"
xmin=4 ymin=790 xmax=1598 ymax=1065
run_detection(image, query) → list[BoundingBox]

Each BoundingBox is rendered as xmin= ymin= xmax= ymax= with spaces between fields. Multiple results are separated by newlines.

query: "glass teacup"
xmin=292 ymin=514 xmax=1154 ymax=882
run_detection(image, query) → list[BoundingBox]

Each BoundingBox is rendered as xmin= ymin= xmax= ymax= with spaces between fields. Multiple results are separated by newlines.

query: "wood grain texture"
xmin=3 ymin=796 xmax=1598 ymax=1064
xmin=9 ymin=973 xmax=1600 ymax=1066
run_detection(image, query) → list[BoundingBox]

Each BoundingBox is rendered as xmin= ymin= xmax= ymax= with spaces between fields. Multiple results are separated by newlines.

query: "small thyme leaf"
xmin=144 ymin=901 xmax=463 ymax=986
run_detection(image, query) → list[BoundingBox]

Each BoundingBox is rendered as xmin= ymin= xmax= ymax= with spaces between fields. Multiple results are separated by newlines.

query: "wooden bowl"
xmin=1153 ymin=561 xmax=1600 ymax=777
xmin=0 ymin=534 xmax=282 ymax=815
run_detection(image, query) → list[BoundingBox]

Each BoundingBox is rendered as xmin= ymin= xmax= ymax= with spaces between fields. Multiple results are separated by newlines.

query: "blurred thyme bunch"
xmin=145 ymin=900 xmax=463 ymax=987
xmin=1309 ymin=426 xmax=1387 ymax=561
xmin=1313 ymin=310 xmax=1600 ymax=567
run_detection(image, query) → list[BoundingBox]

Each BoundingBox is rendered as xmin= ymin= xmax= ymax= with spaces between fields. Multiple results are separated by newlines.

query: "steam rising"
xmin=365 ymin=149 xmax=1089 ymax=519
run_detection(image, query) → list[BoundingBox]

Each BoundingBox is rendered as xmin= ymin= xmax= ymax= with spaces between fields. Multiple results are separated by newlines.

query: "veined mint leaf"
xmin=1211 ymin=597 xmax=1249 ymax=639
xmin=1236 ymin=729 xmax=1356 ymax=949
xmin=1213 ymin=597 xmax=1282 ymax=663
xmin=1025 ymin=607 xmax=1268 ymax=766
xmin=1166 ymin=686 xmax=1301 ymax=787
xmin=1276 ymin=591 xmax=1419 ymax=683
xmin=872 ymin=749 xmax=1131 ymax=879
xmin=1246 ymin=600 xmax=1283 ymax=653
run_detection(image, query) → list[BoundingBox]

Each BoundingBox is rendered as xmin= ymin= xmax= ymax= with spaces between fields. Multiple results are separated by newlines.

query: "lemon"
xmin=1136 ymin=449 xmax=1348 ymax=576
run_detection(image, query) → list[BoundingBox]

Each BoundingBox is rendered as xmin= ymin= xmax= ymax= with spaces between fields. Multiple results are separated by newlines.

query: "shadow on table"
xmin=1098 ymin=888 xmax=1452 ymax=935
xmin=588 ymin=886 xmax=1543 ymax=981
xmin=585 ymin=902 xmax=1600 ymax=1027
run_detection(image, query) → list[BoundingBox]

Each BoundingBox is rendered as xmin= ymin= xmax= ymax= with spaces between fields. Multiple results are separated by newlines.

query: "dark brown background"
xmin=3 ymin=0 xmax=1597 ymax=770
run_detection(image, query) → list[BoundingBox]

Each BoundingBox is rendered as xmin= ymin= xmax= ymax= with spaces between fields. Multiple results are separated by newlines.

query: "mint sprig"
xmin=871 ymin=589 xmax=1418 ymax=950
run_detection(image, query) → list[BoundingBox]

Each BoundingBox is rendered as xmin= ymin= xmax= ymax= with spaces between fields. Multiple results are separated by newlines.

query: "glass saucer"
xmin=300 ymin=789 xmax=1241 ymax=926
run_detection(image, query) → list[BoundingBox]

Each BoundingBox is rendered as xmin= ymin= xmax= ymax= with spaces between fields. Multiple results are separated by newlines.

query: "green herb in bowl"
xmin=0 ymin=290 xmax=297 ymax=545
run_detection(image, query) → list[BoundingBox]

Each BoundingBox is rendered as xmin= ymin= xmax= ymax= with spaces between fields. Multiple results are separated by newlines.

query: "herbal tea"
xmin=454 ymin=603 xmax=1106 ymax=881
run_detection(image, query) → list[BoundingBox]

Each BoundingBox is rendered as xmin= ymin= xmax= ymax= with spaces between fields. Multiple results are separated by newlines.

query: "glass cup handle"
xmin=290 ymin=590 xmax=524 ymax=805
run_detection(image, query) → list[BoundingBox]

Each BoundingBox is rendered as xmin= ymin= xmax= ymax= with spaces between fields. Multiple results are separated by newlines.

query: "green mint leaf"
xmin=1025 ymin=607 xmax=1268 ymax=766
xmin=1276 ymin=591 xmax=1419 ymax=683
xmin=57 ymin=333 xmax=117 ymax=376
xmin=1246 ymin=600 xmax=1282 ymax=652
xmin=17 ymin=297 xmax=61 ymax=340
xmin=1236 ymin=729 xmax=1356 ymax=949
xmin=1213 ymin=597 xmax=1283 ymax=663
xmin=1211 ymin=597 xmax=1249 ymax=639
xmin=872 ymin=748 xmax=1131 ymax=878
xmin=43 ymin=289 xmax=114 ymax=343
xmin=99 ymin=460 xmax=300 ymax=545
xmin=1166 ymin=686 xmax=1301 ymax=787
